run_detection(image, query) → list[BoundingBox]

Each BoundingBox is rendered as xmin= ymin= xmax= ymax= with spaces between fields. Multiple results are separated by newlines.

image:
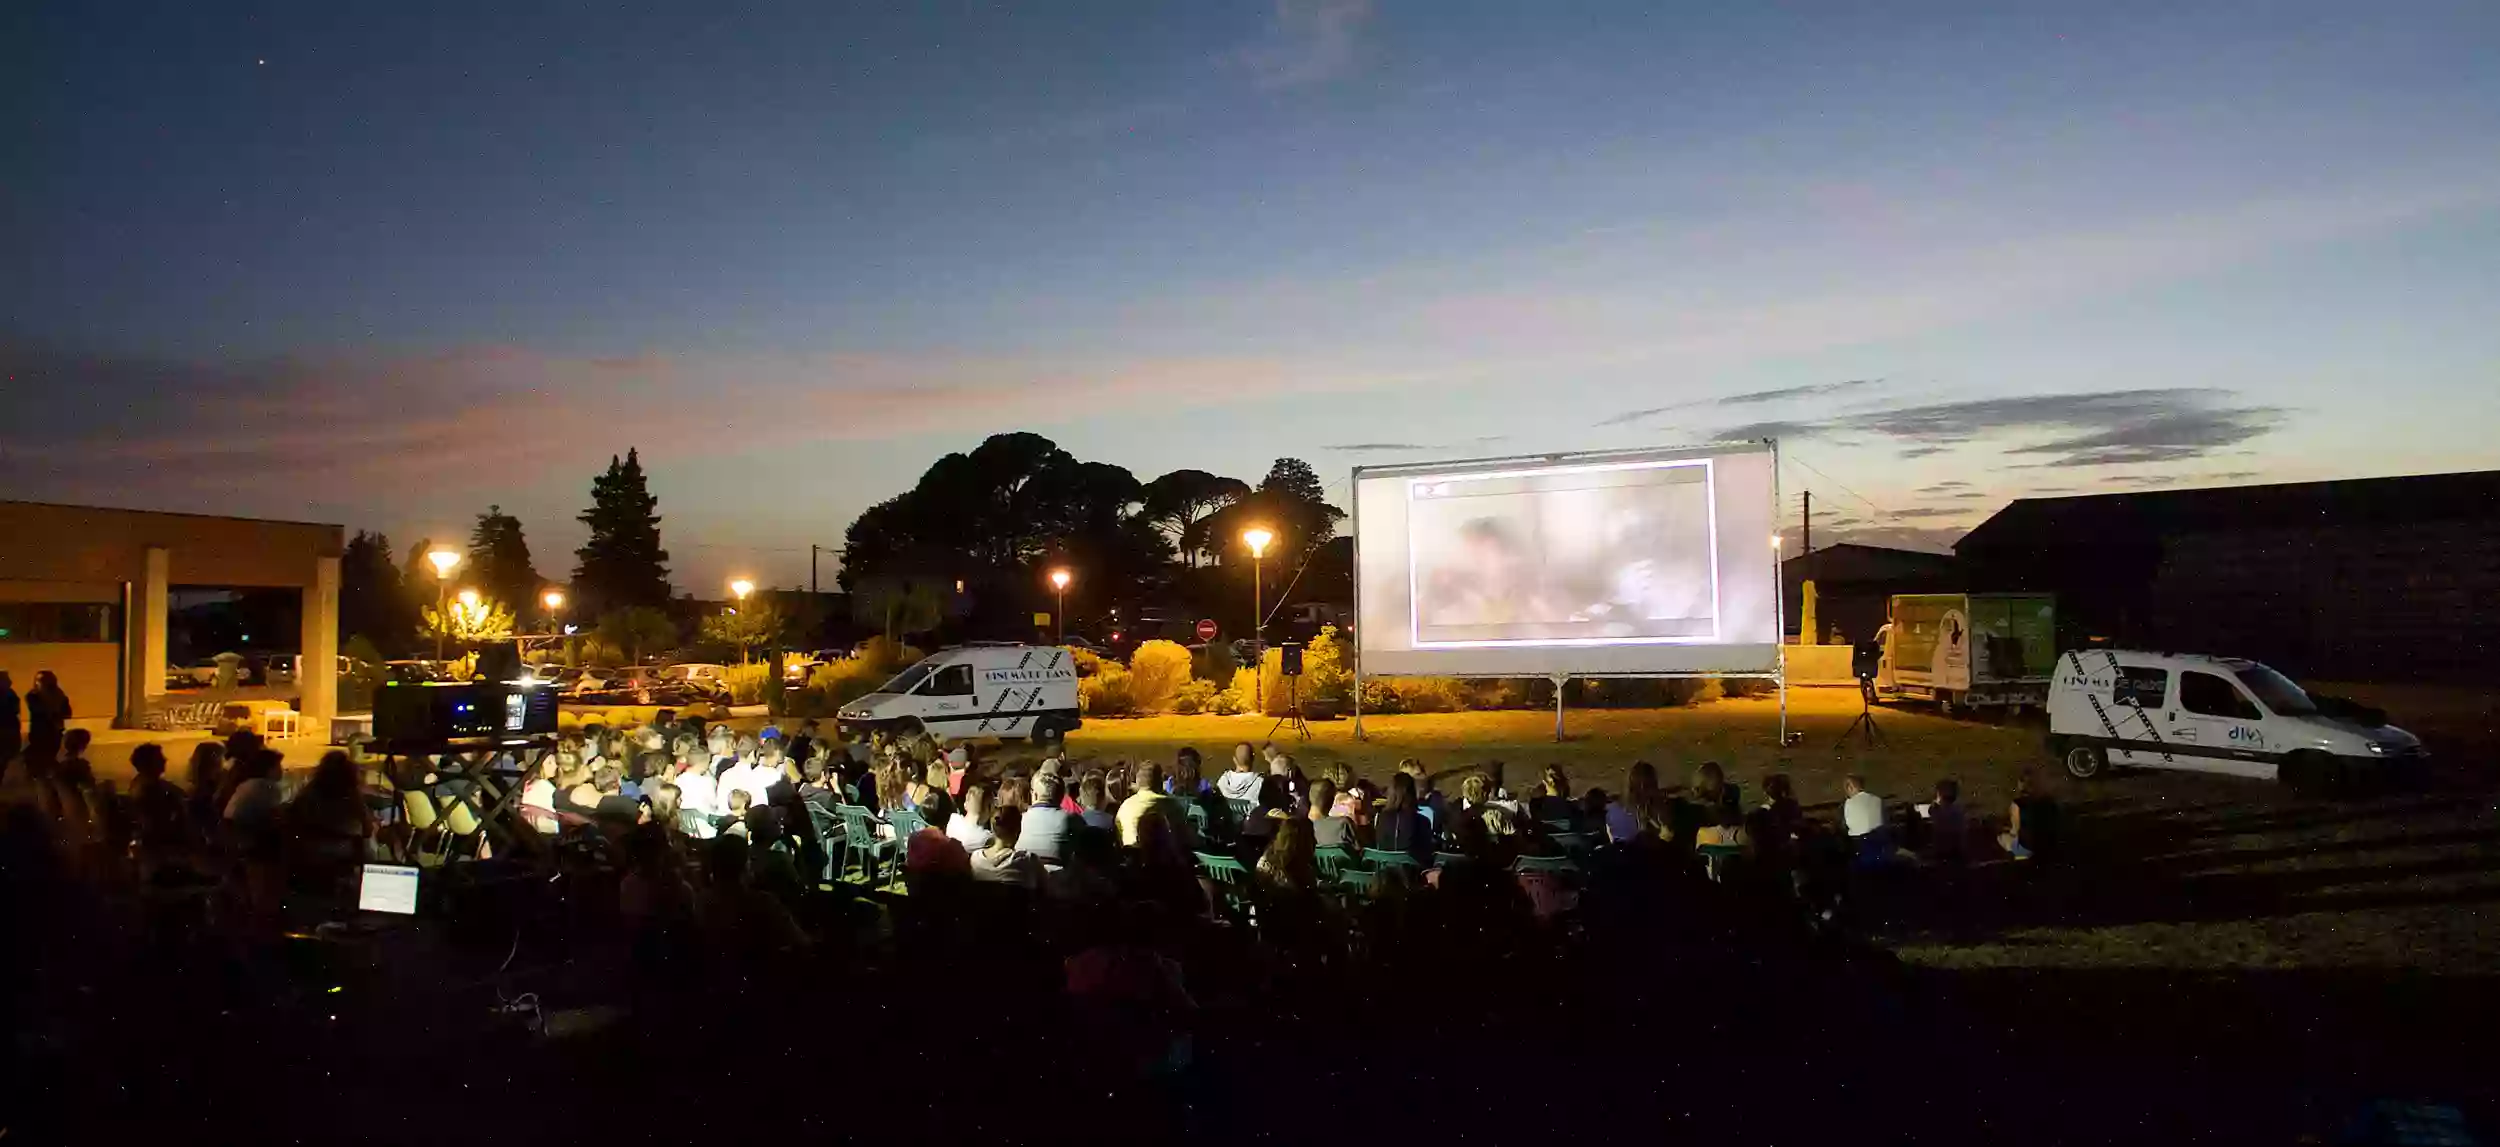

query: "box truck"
xmin=1873 ymin=592 xmax=2057 ymax=714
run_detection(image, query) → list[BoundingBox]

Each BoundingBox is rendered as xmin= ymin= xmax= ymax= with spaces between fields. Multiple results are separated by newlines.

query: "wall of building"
xmin=2153 ymin=519 xmax=2500 ymax=682
xmin=0 ymin=502 xmax=340 ymax=588
xmin=0 ymin=643 xmax=120 ymax=726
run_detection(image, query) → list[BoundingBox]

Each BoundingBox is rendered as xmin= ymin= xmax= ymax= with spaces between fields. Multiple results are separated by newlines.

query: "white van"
xmin=836 ymin=644 xmax=1082 ymax=745
xmin=2046 ymin=649 xmax=2424 ymax=786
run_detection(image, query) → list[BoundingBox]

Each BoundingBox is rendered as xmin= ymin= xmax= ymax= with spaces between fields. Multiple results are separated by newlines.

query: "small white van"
xmin=836 ymin=643 xmax=1082 ymax=745
xmin=2046 ymin=649 xmax=2424 ymax=786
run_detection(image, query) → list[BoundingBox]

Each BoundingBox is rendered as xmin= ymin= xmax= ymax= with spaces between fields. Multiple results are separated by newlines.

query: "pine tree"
xmin=467 ymin=504 xmax=544 ymax=615
xmin=340 ymin=530 xmax=416 ymax=656
xmin=1259 ymin=457 xmax=1328 ymax=506
xmin=571 ymin=449 xmax=672 ymax=619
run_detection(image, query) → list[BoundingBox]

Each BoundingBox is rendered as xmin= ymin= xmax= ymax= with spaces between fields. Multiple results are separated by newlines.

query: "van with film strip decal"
xmin=837 ymin=643 xmax=1083 ymax=746
xmin=2045 ymin=649 xmax=2425 ymax=787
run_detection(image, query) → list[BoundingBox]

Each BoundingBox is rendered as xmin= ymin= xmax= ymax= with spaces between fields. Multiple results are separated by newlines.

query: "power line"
xmin=1782 ymin=450 xmax=1897 ymax=521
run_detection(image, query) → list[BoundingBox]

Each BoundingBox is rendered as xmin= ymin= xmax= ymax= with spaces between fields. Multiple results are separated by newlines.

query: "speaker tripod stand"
xmin=1268 ymin=672 xmax=1312 ymax=741
xmin=1837 ymin=677 xmax=1887 ymax=749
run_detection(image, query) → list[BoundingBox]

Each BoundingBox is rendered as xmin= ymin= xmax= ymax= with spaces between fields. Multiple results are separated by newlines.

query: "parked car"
xmin=2046 ymin=649 xmax=2425 ymax=787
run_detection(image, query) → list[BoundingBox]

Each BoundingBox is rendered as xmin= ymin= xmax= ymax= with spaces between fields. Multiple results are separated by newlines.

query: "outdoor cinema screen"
xmin=1354 ymin=443 xmax=1779 ymax=678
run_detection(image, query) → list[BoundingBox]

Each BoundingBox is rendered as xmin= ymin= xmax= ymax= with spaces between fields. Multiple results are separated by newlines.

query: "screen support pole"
xmin=1551 ymin=673 xmax=1569 ymax=742
xmin=1353 ymin=662 xmax=1365 ymax=740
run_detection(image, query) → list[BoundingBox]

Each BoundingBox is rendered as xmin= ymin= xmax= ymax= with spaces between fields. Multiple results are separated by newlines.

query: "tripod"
xmin=1836 ymin=676 xmax=1886 ymax=749
xmin=1268 ymin=672 xmax=1312 ymax=741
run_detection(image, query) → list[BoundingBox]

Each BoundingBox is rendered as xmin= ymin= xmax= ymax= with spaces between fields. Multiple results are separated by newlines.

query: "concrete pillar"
xmin=142 ymin=547 xmax=169 ymax=700
xmin=299 ymin=555 xmax=340 ymax=731
xmin=1800 ymin=579 xmax=1820 ymax=648
xmin=119 ymin=546 xmax=170 ymax=727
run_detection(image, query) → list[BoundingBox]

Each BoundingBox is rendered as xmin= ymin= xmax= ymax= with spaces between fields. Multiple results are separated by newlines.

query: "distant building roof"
xmin=1783 ymin=542 xmax=1959 ymax=582
xmin=1956 ymin=470 xmax=2500 ymax=554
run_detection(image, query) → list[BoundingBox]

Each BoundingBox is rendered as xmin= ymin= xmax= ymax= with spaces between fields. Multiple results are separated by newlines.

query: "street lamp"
xmin=426 ymin=547 xmax=462 ymax=661
xmin=1242 ymin=527 xmax=1274 ymax=711
xmin=1048 ymin=567 xmax=1072 ymax=644
xmin=728 ymin=578 xmax=755 ymax=663
xmin=542 ymin=590 xmax=565 ymax=633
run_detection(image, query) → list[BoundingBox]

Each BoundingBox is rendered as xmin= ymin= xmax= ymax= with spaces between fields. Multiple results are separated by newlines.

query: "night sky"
xmin=7 ymin=0 xmax=2497 ymax=593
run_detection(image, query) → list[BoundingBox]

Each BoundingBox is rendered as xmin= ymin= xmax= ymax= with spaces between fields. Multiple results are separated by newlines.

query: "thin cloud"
xmin=1950 ymin=491 xmax=1989 ymax=500
xmin=1917 ymin=481 xmax=1972 ymax=492
xmin=1326 ymin=442 xmax=1438 ymax=453
xmin=1598 ymin=378 xmax=1878 ymax=427
xmin=1884 ymin=507 xmax=1972 ymax=520
xmin=1238 ymin=0 xmax=1372 ymax=89
xmin=1704 ymin=388 xmax=2283 ymax=469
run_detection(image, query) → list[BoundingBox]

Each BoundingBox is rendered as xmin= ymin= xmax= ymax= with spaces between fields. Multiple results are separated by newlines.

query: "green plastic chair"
xmin=1696 ymin=842 xmax=1744 ymax=882
xmin=1185 ymin=801 xmax=1210 ymax=839
xmin=1540 ymin=818 xmax=1576 ymax=835
xmin=1314 ymin=844 xmax=1359 ymax=879
xmin=1512 ymin=854 xmax=1580 ymax=875
xmin=1195 ymin=851 xmax=1256 ymax=914
xmin=888 ymin=805 xmax=928 ymax=838
xmin=1433 ymin=851 xmax=1471 ymax=870
xmin=835 ymin=804 xmax=899 ymax=885
xmin=1226 ymin=799 xmax=1256 ymax=830
xmin=1548 ymin=831 xmax=1593 ymax=854
xmin=1363 ymin=848 xmax=1421 ymax=872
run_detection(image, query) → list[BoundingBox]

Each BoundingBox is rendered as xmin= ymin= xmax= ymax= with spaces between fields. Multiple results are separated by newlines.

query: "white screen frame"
xmin=1353 ymin=440 xmax=1784 ymax=682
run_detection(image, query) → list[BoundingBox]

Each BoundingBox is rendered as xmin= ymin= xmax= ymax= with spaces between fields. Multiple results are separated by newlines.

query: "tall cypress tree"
xmin=467 ymin=504 xmax=543 ymax=612
xmin=571 ymin=449 xmax=672 ymax=619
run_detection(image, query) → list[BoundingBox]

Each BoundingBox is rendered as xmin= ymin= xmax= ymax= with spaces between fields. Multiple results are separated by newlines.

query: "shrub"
xmin=791 ymin=658 xmax=889 ymax=717
xmin=1393 ymin=677 xmax=1470 ymax=713
xmin=1170 ymin=679 xmax=1219 ymax=715
xmin=1194 ymin=638 xmax=1240 ymax=684
xmin=1079 ymin=662 xmax=1136 ymax=716
xmin=721 ymin=663 xmax=774 ymax=705
xmin=1128 ymin=640 xmax=1193 ymax=712
xmin=850 ymin=637 xmax=922 ymax=676
xmin=1717 ymin=676 xmax=1778 ymax=699
xmin=1069 ymin=646 xmax=1104 ymax=677
xmin=1209 ymin=686 xmax=1247 ymax=716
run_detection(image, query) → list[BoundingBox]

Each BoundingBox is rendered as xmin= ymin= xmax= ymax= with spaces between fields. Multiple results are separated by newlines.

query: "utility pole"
xmin=1801 ymin=489 xmax=1812 ymax=558
xmin=810 ymin=545 xmax=819 ymax=595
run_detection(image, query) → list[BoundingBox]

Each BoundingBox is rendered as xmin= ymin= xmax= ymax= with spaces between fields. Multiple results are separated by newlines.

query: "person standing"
xmin=24 ymin=670 xmax=70 ymax=780
xmin=0 ymin=671 xmax=21 ymax=784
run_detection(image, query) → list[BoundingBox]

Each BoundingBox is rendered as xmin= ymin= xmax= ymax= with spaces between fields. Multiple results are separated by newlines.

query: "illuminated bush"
xmin=1127 ymin=640 xmax=1194 ymax=712
xmin=1080 ymin=662 xmax=1136 ymax=716
xmin=1170 ymin=679 xmax=1219 ymax=715
xmin=720 ymin=663 xmax=774 ymax=705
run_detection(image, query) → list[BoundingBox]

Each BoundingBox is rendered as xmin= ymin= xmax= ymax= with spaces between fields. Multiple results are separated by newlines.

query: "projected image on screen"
xmin=1408 ymin=460 xmax=1717 ymax=646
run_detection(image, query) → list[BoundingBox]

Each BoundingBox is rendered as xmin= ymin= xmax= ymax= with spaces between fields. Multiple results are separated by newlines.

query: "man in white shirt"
xmin=1841 ymin=774 xmax=1886 ymax=838
xmin=672 ymin=761 xmax=721 ymax=819
xmin=718 ymin=753 xmax=777 ymax=816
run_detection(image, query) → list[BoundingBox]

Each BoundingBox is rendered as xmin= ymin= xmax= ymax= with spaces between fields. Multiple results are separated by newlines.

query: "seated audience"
xmin=1529 ymin=765 xmax=1575 ymax=826
xmin=1306 ymin=779 xmax=1356 ymax=850
xmin=1117 ymin=761 xmax=1190 ymax=848
xmin=184 ymin=743 xmax=228 ymax=840
xmin=1606 ymin=761 xmax=1667 ymax=844
xmin=947 ymin=786 xmax=997 ymax=851
xmin=695 ymin=835 xmax=807 ymax=957
xmin=1841 ymin=774 xmax=1886 ymax=839
xmin=1372 ymin=771 xmax=1436 ymax=862
xmin=1999 ymin=768 xmax=2060 ymax=861
xmin=970 ymin=806 xmax=1045 ymax=888
xmin=1216 ymin=742 xmax=1263 ymax=803
xmin=1255 ymin=814 xmax=1320 ymax=896
xmin=1077 ymin=772 xmax=1117 ymax=831
xmin=283 ymin=750 xmax=376 ymax=883
xmin=1020 ymin=774 xmax=1077 ymax=862
xmin=1918 ymin=778 xmax=1967 ymax=863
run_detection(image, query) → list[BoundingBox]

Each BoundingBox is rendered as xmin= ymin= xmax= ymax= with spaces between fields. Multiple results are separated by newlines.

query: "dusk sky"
xmin=8 ymin=0 xmax=2497 ymax=594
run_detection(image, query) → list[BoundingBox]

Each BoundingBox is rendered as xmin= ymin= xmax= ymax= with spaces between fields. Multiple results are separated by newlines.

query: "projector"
xmin=373 ymin=680 xmax=559 ymax=747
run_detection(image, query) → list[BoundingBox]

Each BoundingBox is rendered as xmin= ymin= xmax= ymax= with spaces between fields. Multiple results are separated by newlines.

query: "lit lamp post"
xmin=542 ymin=589 xmax=565 ymax=633
xmin=729 ymin=578 xmax=755 ymax=664
xmin=1242 ymin=526 xmax=1274 ymax=711
xmin=426 ymin=547 xmax=462 ymax=661
xmin=1048 ymin=568 xmax=1072 ymax=644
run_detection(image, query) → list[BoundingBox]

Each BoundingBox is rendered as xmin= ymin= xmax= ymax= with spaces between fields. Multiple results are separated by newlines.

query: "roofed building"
xmin=1954 ymin=471 xmax=2500 ymax=683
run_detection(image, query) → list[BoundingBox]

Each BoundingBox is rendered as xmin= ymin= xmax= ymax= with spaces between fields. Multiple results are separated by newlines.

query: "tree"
xmin=1142 ymin=470 xmax=1251 ymax=567
xmin=340 ymin=530 xmax=415 ymax=656
xmin=467 ymin=504 xmax=543 ymax=616
xmin=851 ymin=576 xmax=946 ymax=644
xmin=595 ymin=606 xmax=678 ymax=664
xmin=700 ymin=599 xmax=788 ymax=662
xmin=1260 ymin=456 xmax=1329 ymax=508
xmin=572 ymin=449 xmax=671 ymax=619
xmin=418 ymin=595 xmax=516 ymax=646
xmin=1199 ymin=456 xmax=1346 ymax=571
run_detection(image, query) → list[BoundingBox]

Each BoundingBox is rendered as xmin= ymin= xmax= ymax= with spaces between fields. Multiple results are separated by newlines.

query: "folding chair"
xmin=1195 ymin=851 xmax=1255 ymax=917
xmin=836 ymin=804 xmax=899 ymax=886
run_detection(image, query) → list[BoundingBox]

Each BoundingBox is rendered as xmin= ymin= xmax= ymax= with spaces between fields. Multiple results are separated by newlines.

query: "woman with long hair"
xmin=1256 ymin=814 xmax=1319 ymax=895
xmin=1529 ymin=764 xmax=1574 ymax=825
xmin=284 ymin=750 xmax=375 ymax=892
xmin=1606 ymin=761 xmax=1668 ymax=843
xmin=1372 ymin=771 xmax=1434 ymax=860
xmin=184 ymin=742 xmax=229 ymax=839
